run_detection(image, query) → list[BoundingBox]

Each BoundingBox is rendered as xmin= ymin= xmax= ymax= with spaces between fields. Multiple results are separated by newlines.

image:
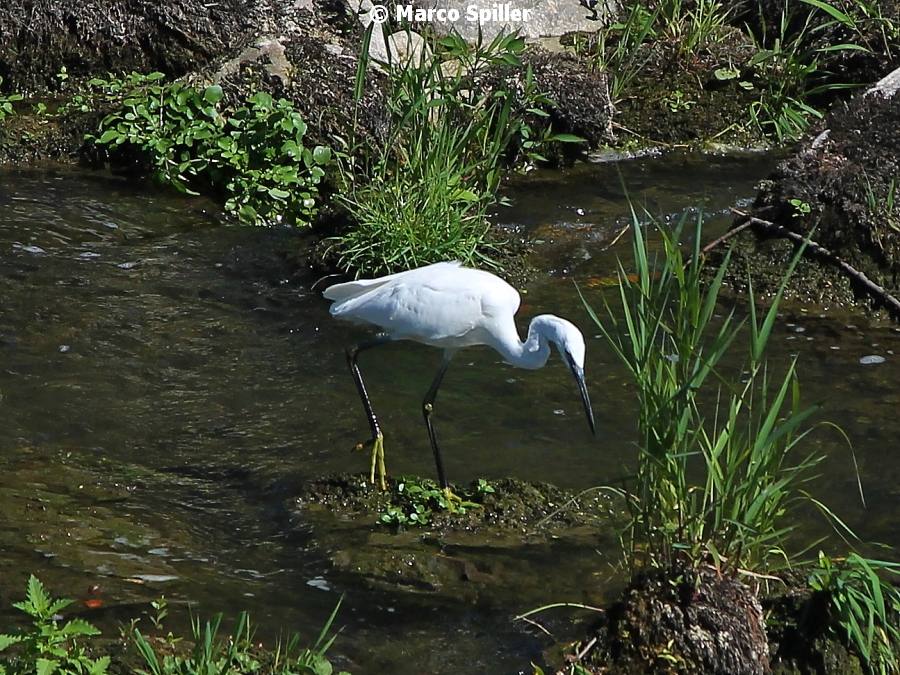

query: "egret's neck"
xmin=495 ymin=318 xmax=552 ymax=370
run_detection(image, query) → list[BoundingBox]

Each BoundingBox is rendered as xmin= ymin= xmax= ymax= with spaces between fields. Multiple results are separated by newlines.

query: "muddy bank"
xmin=577 ymin=24 xmax=765 ymax=148
xmin=0 ymin=0 xmax=616 ymax=167
xmin=710 ymin=84 xmax=900 ymax=317
xmin=0 ymin=0 xmax=390 ymax=166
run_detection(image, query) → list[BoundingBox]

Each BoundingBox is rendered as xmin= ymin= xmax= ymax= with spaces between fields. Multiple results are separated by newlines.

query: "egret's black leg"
xmin=422 ymin=354 xmax=453 ymax=489
xmin=347 ymin=335 xmax=391 ymax=488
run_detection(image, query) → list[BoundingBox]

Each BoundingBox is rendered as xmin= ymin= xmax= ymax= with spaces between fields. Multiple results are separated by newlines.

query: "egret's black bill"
xmin=565 ymin=353 xmax=596 ymax=436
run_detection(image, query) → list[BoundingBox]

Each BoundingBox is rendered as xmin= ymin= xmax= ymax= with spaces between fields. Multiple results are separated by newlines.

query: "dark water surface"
xmin=1 ymin=155 xmax=898 ymax=673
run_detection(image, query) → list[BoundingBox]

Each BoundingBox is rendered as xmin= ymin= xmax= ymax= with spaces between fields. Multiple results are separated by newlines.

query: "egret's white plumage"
xmin=326 ymin=261 xmax=586 ymax=368
xmin=325 ymin=261 xmax=596 ymax=491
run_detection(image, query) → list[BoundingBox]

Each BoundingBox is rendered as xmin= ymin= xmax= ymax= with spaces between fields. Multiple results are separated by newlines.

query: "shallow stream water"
xmin=1 ymin=154 xmax=898 ymax=673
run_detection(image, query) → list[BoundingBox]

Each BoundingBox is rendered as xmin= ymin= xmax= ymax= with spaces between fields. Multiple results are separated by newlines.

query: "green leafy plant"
xmin=584 ymin=211 xmax=828 ymax=573
xmin=581 ymin=0 xmax=731 ymax=102
xmin=474 ymin=478 xmax=496 ymax=497
xmin=147 ymin=596 xmax=170 ymax=633
xmin=789 ymin=197 xmax=812 ymax=218
xmin=662 ymin=90 xmax=696 ymax=113
xmin=808 ymin=551 xmax=900 ymax=674
xmin=133 ymin=598 xmax=349 ymax=675
xmin=331 ymin=26 xmax=581 ymax=276
xmin=0 ymin=575 xmax=110 ymax=675
xmin=0 ymin=75 xmax=24 ymax=122
xmin=655 ymin=0 xmax=732 ymax=56
xmin=89 ymin=74 xmax=331 ymax=226
xmin=378 ymin=476 xmax=482 ymax=527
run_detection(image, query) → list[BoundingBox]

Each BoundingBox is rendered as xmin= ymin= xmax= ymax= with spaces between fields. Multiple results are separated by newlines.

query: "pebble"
xmin=859 ymin=355 xmax=886 ymax=365
xmin=306 ymin=576 xmax=331 ymax=591
xmin=14 ymin=243 xmax=46 ymax=255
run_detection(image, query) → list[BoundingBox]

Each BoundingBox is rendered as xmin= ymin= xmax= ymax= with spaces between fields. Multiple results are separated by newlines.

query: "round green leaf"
xmin=312 ymin=145 xmax=332 ymax=165
xmin=203 ymin=85 xmax=224 ymax=104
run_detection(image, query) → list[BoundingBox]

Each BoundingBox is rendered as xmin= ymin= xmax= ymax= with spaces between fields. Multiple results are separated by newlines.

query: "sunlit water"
xmin=1 ymin=155 xmax=898 ymax=673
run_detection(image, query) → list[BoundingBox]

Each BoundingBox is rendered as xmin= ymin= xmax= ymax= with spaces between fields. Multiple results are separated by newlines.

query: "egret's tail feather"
xmin=323 ymin=276 xmax=396 ymax=303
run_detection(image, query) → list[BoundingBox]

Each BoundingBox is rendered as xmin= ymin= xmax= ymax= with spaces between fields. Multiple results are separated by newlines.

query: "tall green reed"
xmin=584 ymin=211 xmax=822 ymax=573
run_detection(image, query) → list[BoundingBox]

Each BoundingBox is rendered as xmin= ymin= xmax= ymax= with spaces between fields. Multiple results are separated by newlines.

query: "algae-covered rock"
xmin=290 ymin=473 xmax=620 ymax=604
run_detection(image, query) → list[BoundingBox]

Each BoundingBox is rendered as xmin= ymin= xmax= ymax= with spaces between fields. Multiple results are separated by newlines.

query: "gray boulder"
xmin=408 ymin=0 xmax=618 ymax=41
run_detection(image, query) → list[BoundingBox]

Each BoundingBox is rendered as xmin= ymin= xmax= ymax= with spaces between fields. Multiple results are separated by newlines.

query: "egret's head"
xmin=533 ymin=315 xmax=596 ymax=436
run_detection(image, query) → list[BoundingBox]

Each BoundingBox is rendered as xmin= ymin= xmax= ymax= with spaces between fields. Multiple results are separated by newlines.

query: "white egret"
xmin=324 ymin=261 xmax=596 ymax=495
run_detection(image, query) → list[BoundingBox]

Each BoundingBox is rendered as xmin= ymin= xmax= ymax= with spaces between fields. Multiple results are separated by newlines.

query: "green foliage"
xmin=789 ymin=197 xmax=812 ymax=218
xmin=0 ymin=75 xmax=24 ymax=122
xmin=132 ymin=599 xmax=349 ymax=675
xmin=0 ymin=577 xmax=350 ymax=675
xmin=745 ymin=0 xmax=880 ymax=141
xmin=578 ymin=0 xmax=883 ymax=141
xmin=0 ymin=575 xmax=109 ymax=675
xmin=88 ymin=73 xmax=331 ymax=226
xmin=331 ymin=27 xmax=582 ymax=276
xmin=580 ymin=0 xmax=731 ymax=101
xmin=808 ymin=552 xmax=900 ymax=674
xmin=378 ymin=476 xmax=483 ymax=527
xmin=745 ymin=5 xmax=827 ymax=141
xmin=655 ymin=0 xmax=733 ymax=56
xmin=585 ymin=211 xmax=825 ymax=573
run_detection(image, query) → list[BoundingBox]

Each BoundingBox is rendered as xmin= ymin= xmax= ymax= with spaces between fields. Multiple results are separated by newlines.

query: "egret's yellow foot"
xmin=354 ymin=433 xmax=387 ymax=490
xmin=442 ymin=487 xmax=481 ymax=513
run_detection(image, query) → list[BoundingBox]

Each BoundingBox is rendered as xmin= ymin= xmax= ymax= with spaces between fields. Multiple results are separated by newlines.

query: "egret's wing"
xmin=330 ymin=281 xmax=476 ymax=340
xmin=328 ymin=262 xmax=520 ymax=347
xmin=323 ymin=261 xmax=462 ymax=303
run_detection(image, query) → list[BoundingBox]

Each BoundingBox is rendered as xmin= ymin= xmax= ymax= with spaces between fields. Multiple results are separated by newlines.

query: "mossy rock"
xmin=290 ymin=473 xmax=620 ymax=604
